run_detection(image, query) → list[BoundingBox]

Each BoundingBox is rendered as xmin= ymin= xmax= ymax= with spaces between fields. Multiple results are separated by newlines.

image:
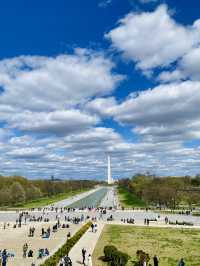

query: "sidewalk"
xmin=69 ymin=222 xmax=104 ymax=266
xmin=105 ymin=220 xmax=200 ymax=229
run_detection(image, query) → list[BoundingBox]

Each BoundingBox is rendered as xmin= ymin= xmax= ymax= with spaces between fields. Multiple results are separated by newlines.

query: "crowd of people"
xmin=0 ymin=188 xmax=195 ymax=266
xmin=0 ymin=209 xmax=90 ymax=265
xmin=121 ymin=218 xmax=135 ymax=224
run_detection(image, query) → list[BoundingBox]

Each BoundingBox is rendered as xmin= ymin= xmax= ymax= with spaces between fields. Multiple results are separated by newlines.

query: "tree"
xmin=26 ymin=185 xmax=42 ymax=201
xmin=10 ymin=182 xmax=26 ymax=205
xmin=0 ymin=188 xmax=11 ymax=206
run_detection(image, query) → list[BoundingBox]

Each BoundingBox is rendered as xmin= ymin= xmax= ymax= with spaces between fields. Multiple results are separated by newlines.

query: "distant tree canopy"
xmin=118 ymin=175 xmax=200 ymax=209
xmin=0 ymin=175 xmax=99 ymax=207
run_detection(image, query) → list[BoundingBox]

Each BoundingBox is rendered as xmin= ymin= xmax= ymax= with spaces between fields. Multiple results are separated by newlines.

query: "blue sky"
xmin=1 ymin=0 xmax=200 ymax=180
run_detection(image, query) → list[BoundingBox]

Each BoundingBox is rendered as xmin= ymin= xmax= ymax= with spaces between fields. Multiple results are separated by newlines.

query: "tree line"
xmin=0 ymin=175 xmax=99 ymax=207
xmin=118 ymin=175 xmax=200 ymax=209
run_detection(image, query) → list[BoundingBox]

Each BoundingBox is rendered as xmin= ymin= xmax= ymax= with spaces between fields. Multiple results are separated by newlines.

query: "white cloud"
xmin=159 ymin=47 xmax=200 ymax=82
xmin=1 ymin=11 xmax=200 ymax=179
xmin=7 ymin=147 xmax=45 ymax=159
xmin=2 ymin=76 xmax=200 ymax=178
xmin=1 ymin=123 xmax=200 ymax=178
xmin=113 ymin=81 xmax=200 ymax=143
xmin=9 ymin=135 xmax=33 ymax=146
xmin=7 ymin=109 xmax=98 ymax=135
xmin=157 ymin=69 xmax=185 ymax=83
xmin=0 ymin=49 xmax=123 ymax=136
xmin=180 ymin=47 xmax=200 ymax=80
xmin=85 ymin=97 xmax=117 ymax=117
xmin=106 ymin=5 xmax=200 ymax=71
xmin=0 ymin=50 xmax=122 ymax=112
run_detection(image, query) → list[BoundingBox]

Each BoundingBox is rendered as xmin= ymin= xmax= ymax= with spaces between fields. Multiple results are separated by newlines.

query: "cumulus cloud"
xmin=0 ymin=49 xmax=122 ymax=112
xmin=158 ymin=47 xmax=200 ymax=82
xmin=113 ymin=81 xmax=200 ymax=143
xmin=85 ymin=97 xmax=117 ymax=117
xmin=1 ymin=121 xmax=200 ymax=178
xmin=106 ymin=5 xmax=200 ymax=72
xmin=1 ymin=8 xmax=200 ymax=179
xmin=7 ymin=109 xmax=98 ymax=135
xmin=2 ymin=75 xmax=200 ymax=178
xmin=157 ymin=69 xmax=185 ymax=83
xmin=7 ymin=147 xmax=45 ymax=159
xmin=0 ymin=49 xmax=123 ymax=136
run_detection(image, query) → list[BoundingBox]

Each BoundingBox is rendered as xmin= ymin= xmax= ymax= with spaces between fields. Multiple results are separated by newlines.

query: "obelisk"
xmin=107 ymin=155 xmax=112 ymax=184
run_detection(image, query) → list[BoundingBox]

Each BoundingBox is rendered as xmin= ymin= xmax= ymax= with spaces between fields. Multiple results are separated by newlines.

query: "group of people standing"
xmin=146 ymin=255 xmax=185 ymax=266
xmin=82 ymin=248 xmax=92 ymax=266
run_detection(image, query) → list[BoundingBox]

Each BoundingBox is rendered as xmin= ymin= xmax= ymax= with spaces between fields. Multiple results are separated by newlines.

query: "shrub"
xmin=40 ymin=221 xmax=92 ymax=266
xmin=112 ymin=250 xmax=129 ymax=266
xmin=104 ymin=245 xmax=117 ymax=261
xmin=136 ymin=250 xmax=150 ymax=265
xmin=103 ymin=245 xmax=129 ymax=266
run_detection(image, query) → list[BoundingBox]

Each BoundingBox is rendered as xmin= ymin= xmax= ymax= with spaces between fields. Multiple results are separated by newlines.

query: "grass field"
xmin=93 ymin=224 xmax=200 ymax=266
xmin=118 ymin=186 xmax=146 ymax=208
xmin=16 ymin=188 xmax=90 ymax=208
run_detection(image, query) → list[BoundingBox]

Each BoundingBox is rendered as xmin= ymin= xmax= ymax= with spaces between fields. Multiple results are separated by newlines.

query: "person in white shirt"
xmin=87 ymin=254 xmax=92 ymax=266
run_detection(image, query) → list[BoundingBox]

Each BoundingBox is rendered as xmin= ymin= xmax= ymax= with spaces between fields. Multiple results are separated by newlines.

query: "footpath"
xmin=69 ymin=222 xmax=104 ymax=266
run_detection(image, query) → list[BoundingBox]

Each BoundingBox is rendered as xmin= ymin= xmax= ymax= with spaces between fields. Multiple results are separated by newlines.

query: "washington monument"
xmin=107 ymin=155 xmax=114 ymax=184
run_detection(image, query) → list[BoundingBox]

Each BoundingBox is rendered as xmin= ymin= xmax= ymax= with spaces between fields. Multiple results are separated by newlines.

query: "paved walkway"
xmin=0 ymin=222 xmax=82 ymax=266
xmin=69 ymin=222 xmax=104 ymax=266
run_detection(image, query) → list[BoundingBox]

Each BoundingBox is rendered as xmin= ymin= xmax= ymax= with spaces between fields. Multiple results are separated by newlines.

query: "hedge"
xmin=40 ymin=221 xmax=92 ymax=266
xmin=112 ymin=250 xmax=130 ymax=266
xmin=103 ymin=245 xmax=130 ymax=266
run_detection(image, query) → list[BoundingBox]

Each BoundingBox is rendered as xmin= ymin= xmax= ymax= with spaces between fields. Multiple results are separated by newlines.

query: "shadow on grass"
xmin=130 ymin=260 xmax=140 ymax=266
xmin=98 ymin=256 xmax=110 ymax=262
xmin=98 ymin=255 xmax=140 ymax=265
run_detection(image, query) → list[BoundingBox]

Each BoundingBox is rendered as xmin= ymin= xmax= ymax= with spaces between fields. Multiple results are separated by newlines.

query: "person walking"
xmin=91 ymin=223 xmax=94 ymax=233
xmin=23 ymin=243 xmax=28 ymax=258
xmin=153 ymin=255 xmax=159 ymax=266
xmin=94 ymin=223 xmax=98 ymax=233
xmin=2 ymin=249 xmax=8 ymax=266
xmin=178 ymin=258 xmax=185 ymax=266
xmin=82 ymin=248 xmax=86 ymax=265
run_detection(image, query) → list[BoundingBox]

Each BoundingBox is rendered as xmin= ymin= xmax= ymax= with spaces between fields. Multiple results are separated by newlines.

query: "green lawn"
xmin=15 ymin=188 xmax=90 ymax=208
xmin=93 ymin=224 xmax=200 ymax=266
xmin=118 ymin=186 xmax=146 ymax=208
